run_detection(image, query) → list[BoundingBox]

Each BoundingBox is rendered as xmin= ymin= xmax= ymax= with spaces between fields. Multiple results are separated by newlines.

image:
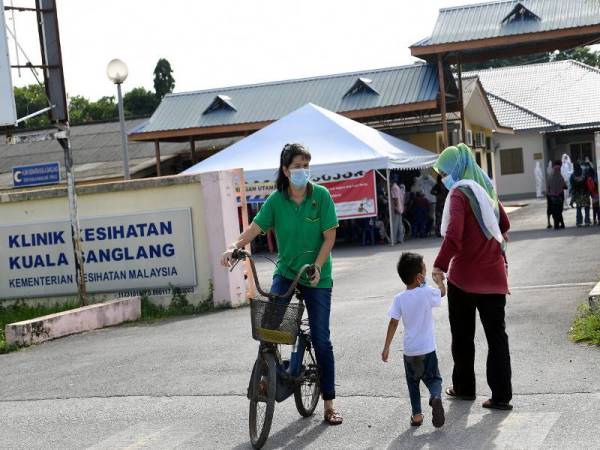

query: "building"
xmin=0 ymin=119 xmax=235 ymax=192
xmin=468 ymin=60 xmax=600 ymax=198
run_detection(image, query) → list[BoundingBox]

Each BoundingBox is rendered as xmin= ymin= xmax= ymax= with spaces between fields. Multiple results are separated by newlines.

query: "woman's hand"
xmin=220 ymin=248 xmax=234 ymax=267
xmin=432 ymin=267 xmax=445 ymax=283
xmin=309 ymin=265 xmax=321 ymax=287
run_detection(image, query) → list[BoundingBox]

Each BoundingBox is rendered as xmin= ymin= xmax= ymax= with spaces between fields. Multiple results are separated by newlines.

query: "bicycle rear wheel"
xmin=249 ymin=352 xmax=276 ymax=449
xmin=294 ymin=344 xmax=321 ymax=417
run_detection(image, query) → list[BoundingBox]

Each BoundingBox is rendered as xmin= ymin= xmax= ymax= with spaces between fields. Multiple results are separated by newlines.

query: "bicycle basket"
xmin=250 ymin=298 xmax=304 ymax=345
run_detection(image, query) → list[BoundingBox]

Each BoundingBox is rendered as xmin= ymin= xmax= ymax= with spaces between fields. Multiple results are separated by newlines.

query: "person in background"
xmin=570 ymin=162 xmax=592 ymax=227
xmin=412 ymin=191 xmax=431 ymax=238
xmin=391 ymin=178 xmax=405 ymax=244
xmin=547 ymin=161 xmax=566 ymax=230
xmin=431 ymin=175 xmax=449 ymax=237
xmin=561 ymin=154 xmax=574 ymax=209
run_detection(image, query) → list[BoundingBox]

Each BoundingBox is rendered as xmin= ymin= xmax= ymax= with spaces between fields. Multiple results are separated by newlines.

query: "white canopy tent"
xmin=182 ymin=103 xmax=439 ymax=244
xmin=182 ymin=103 xmax=437 ymax=182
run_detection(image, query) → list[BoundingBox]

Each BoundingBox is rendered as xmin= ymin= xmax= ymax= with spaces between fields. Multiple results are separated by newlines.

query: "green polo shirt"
xmin=253 ymin=183 xmax=338 ymax=288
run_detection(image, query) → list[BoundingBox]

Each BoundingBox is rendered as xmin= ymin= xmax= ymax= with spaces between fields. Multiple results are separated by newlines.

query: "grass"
xmin=0 ymin=301 xmax=76 ymax=353
xmin=139 ymin=287 xmax=214 ymax=321
xmin=570 ymin=303 xmax=600 ymax=346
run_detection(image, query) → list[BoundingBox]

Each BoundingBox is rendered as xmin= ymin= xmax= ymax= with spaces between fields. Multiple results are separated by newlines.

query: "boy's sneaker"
xmin=430 ymin=397 xmax=445 ymax=428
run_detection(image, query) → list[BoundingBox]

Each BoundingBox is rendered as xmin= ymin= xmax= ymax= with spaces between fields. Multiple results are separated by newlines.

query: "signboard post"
xmin=0 ymin=0 xmax=17 ymax=127
xmin=13 ymin=162 xmax=60 ymax=188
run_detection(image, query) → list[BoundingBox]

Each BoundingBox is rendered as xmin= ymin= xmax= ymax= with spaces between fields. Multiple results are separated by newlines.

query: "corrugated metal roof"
xmin=0 ymin=119 xmax=237 ymax=189
xmin=414 ymin=0 xmax=600 ymax=46
xmin=139 ymin=64 xmax=441 ymax=133
xmin=467 ymin=60 xmax=600 ymax=130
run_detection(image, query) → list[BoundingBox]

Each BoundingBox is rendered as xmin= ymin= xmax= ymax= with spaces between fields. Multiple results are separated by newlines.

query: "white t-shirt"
xmin=387 ymin=286 xmax=442 ymax=356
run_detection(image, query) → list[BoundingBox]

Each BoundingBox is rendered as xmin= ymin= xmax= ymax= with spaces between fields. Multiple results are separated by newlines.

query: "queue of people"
xmin=546 ymin=156 xmax=599 ymax=229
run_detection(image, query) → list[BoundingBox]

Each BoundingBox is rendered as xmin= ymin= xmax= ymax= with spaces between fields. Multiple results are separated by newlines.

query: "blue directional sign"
xmin=13 ymin=162 xmax=61 ymax=188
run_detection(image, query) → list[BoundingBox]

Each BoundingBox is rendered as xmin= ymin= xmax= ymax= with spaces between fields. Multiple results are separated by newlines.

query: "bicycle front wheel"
xmin=294 ymin=345 xmax=321 ymax=417
xmin=249 ymin=352 xmax=276 ymax=449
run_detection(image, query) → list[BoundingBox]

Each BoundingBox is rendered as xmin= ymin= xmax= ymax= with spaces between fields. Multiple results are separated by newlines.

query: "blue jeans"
xmin=403 ymin=351 xmax=442 ymax=415
xmin=271 ymin=275 xmax=336 ymax=400
xmin=576 ymin=206 xmax=591 ymax=225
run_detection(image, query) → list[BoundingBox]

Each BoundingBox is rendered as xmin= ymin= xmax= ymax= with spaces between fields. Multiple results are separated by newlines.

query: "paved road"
xmin=1 ymin=199 xmax=599 ymax=449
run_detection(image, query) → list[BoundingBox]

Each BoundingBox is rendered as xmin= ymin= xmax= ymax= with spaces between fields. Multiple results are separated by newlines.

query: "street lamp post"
xmin=107 ymin=59 xmax=130 ymax=180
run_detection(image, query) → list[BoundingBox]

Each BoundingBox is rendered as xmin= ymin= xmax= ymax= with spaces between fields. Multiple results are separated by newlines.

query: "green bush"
xmin=570 ymin=303 xmax=600 ymax=346
xmin=0 ymin=300 xmax=76 ymax=353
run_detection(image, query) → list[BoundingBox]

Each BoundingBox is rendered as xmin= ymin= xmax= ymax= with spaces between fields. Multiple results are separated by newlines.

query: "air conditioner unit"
xmin=466 ymin=129 xmax=473 ymax=146
xmin=474 ymin=131 xmax=486 ymax=148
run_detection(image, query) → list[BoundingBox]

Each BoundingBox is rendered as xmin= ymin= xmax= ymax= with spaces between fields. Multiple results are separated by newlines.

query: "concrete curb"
xmin=5 ymin=297 xmax=140 ymax=347
xmin=589 ymin=281 xmax=600 ymax=310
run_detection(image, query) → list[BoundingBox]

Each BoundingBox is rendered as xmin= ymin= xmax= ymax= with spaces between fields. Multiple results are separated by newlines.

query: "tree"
xmin=123 ymin=87 xmax=160 ymax=117
xmin=551 ymin=46 xmax=600 ymax=67
xmin=13 ymin=84 xmax=50 ymax=128
xmin=68 ymin=95 xmax=117 ymax=125
xmin=153 ymin=58 xmax=175 ymax=99
xmin=461 ymin=46 xmax=600 ymax=71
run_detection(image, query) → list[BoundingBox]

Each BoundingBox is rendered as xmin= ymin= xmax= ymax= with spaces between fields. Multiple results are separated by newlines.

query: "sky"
xmin=6 ymin=0 xmax=599 ymax=102
xmin=4 ymin=0 xmax=494 ymax=101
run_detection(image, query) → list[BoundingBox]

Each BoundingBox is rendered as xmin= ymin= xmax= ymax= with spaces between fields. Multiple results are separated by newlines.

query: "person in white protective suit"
xmin=561 ymin=154 xmax=574 ymax=208
xmin=534 ymin=161 xmax=544 ymax=198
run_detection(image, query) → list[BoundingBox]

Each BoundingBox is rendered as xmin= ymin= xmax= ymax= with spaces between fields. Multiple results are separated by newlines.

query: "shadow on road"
xmin=231 ymin=415 xmax=327 ymax=450
xmin=386 ymin=399 xmax=510 ymax=449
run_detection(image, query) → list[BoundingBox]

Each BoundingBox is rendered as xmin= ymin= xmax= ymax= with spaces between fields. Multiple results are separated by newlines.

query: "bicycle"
xmin=230 ymin=249 xmax=321 ymax=449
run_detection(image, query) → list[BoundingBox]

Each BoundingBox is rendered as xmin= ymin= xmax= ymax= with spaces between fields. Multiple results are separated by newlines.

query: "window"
xmin=500 ymin=148 xmax=524 ymax=175
xmin=570 ymin=143 xmax=593 ymax=162
xmin=486 ymin=152 xmax=493 ymax=179
xmin=466 ymin=129 xmax=473 ymax=146
xmin=475 ymin=151 xmax=482 ymax=168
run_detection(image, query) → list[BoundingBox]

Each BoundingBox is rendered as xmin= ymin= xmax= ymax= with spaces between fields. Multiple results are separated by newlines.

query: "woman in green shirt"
xmin=222 ymin=143 xmax=342 ymax=425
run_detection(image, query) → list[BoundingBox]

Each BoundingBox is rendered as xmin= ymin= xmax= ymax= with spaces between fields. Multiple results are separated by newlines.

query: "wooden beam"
xmin=410 ymin=24 xmax=600 ymax=57
xmin=457 ymin=54 xmax=466 ymax=144
xmin=190 ymin=139 xmax=197 ymax=163
xmin=128 ymin=101 xmax=439 ymax=142
xmin=437 ymin=54 xmax=448 ymax=149
xmin=154 ymin=140 xmax=161 ymax=177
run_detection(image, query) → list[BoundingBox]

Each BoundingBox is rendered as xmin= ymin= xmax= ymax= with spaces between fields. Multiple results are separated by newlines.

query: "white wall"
xmin=493 ymin=131 xmax=544 ymax=198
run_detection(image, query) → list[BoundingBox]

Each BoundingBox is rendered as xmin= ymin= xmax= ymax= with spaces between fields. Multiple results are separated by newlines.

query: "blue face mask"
xmin=290 ymin=168 xmax=310 ymax=189
xmin=442 ymin=174 xmax=456 ymax=190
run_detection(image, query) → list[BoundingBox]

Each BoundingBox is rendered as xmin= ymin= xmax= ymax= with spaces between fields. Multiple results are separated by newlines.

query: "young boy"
xmin=382 ymin=252 xmax=446 ymax=428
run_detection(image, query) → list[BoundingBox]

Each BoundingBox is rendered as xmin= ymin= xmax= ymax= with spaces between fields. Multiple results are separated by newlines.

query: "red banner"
xmin=322 ymin=170 xmax=377 ymax=220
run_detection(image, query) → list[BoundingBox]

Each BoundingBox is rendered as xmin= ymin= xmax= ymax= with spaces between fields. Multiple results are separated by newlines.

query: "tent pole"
xmin=386 ymin=168 xmax=395 ymax=246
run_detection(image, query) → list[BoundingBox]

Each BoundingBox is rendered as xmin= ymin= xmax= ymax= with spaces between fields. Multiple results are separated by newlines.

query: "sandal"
xmin=324 ymin=409 xmax=343 ymax=425
xmin=482 ymin=399 xmax=513 ymax=410
xmin=445 ymin=386 xmax=476 ymax=401
xmin=430 ymin=397 xmax=445 ymax=428
xmin=410 ymin=413 xmax=423 ymax=427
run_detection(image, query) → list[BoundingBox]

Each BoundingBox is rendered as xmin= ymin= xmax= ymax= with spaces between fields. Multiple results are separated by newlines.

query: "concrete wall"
xmin=408 ymin=132 xmax=439 ymax=153
xmin=0 ymin=174 xmax=246 ymax=308
xmin=492 ymin=131 xmax=543 ymax=198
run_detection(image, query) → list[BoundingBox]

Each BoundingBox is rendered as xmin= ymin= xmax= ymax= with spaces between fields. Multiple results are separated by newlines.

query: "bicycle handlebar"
xmin=230 ymin=248 xmax=316 ymax=300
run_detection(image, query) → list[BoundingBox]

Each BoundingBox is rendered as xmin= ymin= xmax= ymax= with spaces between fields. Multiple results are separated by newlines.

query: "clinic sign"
xmin=13 ymin=162 xmax=61 ymax=188
xmin=0 ymin=209 xmax=197 ymax=299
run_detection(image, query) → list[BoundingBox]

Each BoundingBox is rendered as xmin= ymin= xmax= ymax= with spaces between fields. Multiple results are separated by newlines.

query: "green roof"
xmin=137 ymin=64 xmax=443 ymax=133
xmin=413 ymin=0 xmax=600 ymax=47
